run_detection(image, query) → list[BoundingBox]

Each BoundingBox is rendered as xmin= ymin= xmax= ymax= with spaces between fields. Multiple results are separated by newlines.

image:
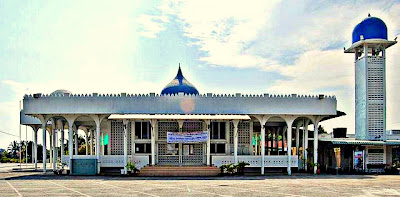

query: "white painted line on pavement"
xmin=6 ymin=181 xmax=22 ymax=197
xmin=141 ymin=181 xmax=233 ymax=197
xmin=47 ymin=180 xmax=90 ymax=197
xmin=99 ymin=180 xmax=160 ymax=197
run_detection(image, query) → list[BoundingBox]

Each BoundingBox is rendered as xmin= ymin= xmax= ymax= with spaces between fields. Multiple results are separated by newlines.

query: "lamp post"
xmin=19 ymin=101 xmax=21 ymax=170
xmin=26 ymin=125 xmax=28 ymax=167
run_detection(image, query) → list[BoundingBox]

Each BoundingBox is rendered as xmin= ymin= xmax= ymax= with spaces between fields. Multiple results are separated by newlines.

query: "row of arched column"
xmin=30 ymin=114 xmax=107 ymax=173
xmin=253 ymin=115 xmax=324 ymax=175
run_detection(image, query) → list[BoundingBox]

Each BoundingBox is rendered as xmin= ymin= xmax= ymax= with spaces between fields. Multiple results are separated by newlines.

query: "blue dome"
xmin=352 ymin=15 xmax=387 ymax=44
xmin=161 ymin=66 xmax=199 ymax=95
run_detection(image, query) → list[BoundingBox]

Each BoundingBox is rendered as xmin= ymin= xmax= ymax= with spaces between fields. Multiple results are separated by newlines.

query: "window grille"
xmin=111 ymin=120 xmax=131 ymax=155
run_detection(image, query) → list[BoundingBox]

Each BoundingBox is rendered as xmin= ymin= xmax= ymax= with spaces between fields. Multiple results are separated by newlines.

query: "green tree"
xmin=318 ymin=125 xmax=327 ymax=134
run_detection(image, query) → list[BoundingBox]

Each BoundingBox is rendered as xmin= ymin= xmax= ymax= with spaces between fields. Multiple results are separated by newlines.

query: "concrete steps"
xmin=139 ymin=166 xmax=220 ymax=177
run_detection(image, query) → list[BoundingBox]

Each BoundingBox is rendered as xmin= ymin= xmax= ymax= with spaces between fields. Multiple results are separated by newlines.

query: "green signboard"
xmin=71 ymin=159 xmax=97 ymax=175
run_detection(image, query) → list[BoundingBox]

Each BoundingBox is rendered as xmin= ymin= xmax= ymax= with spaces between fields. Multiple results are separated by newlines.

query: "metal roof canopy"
xmin=109 ymin=114 xmax=251 ymax=120
xmin=320 ymin=138 xmax=400 ymax=146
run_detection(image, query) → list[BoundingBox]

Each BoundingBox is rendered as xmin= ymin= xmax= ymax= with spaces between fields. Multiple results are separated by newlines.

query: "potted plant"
xmin=126 ymin=162 xmax=140 ymax=176
xmin=310 ymin=162 xmax=320 ymax=175
xmin=219 ymin=164 xmax=230 ymax=175
xmin=226 ymin=163 xmax=236 ymax=175
xmin=55 ymin=161 xmax=67 ymax=175
xmin=235 ymin=161 xmax=250 ymax=175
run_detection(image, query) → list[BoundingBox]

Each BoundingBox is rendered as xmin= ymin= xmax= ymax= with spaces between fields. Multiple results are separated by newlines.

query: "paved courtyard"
xmin=0 ymin=164 xmax=399 ymax=197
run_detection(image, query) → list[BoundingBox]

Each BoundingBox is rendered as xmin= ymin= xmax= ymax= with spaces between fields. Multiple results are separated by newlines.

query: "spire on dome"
xmin=176 ymin=63 xmax=183 ymax=83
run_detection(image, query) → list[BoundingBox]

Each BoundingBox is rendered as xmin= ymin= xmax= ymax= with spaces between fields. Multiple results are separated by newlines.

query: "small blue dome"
xmin=352 ymin=15 xmax=387 ymax=44
xmin=161 ymin=66 xmax=199 ymax=95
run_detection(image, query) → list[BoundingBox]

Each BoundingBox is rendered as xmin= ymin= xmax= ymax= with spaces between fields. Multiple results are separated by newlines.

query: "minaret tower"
xmin=345 ymin=14 xmax=397 ymax=141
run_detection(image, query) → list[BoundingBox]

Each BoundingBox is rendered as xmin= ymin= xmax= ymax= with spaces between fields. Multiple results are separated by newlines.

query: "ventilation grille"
xmin=366 ymin=56 xmax=385 ymax=140
xmin=229 ymin=122 xmax=251 ymax=144
xmin=158 ymin=121 xmax=178 ymax=140
xmin=111 ymin=120 xmax=131 ymax=155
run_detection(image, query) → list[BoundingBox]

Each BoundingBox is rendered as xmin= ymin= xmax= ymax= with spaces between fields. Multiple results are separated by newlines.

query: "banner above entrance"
xmin=167 ymin=131 xmax=208 ymax=143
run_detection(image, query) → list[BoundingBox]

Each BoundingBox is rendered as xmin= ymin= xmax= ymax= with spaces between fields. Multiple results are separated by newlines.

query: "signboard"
xmin=334 ymin=148 xmax=341 ymax=169
xmin=354 ymin=150 xmax=364 ymax=170
xmin=167 ymin=131 xmax=208 ymax=143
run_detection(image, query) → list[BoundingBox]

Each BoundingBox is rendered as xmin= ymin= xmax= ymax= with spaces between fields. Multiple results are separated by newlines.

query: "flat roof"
xmin=319 ymin=137 xmax=400 ymax=145
xmin=344 ymin=39 xmax=397 ymax=53
xmin=109 ymin=114 xmax=251 ymax=120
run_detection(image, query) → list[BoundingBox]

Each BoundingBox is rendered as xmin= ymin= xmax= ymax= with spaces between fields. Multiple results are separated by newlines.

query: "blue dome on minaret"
xmin=352 ymin=14 xmax=388 ymax=44
xmin=161 ymin=65 xmax=199 ymax=95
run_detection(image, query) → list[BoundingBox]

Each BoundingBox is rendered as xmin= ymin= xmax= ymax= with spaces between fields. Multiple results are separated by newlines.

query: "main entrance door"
xmin=157 ymin=143 xmax=204 ymax=166
xmin=157 ymin=121 xmax=205 ymax=166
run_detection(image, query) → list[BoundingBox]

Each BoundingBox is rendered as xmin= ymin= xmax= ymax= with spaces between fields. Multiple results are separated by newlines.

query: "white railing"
xmin=158 ymin=155 xmax=180 ymax=165
xmin=128 ymin=155 xmax=149 ymax=169
xmin=61 ymin=155 xmax=149 ymax=169
xmin=100 ymin=155 xmax=150 ymax=169
xmin=100 ymin=155 xmax=124 ymax=167
xmin=212 ymin=155 xmax=298 ymax=168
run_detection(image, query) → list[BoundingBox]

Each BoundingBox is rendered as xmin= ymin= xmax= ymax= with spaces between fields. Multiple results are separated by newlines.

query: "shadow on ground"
xmin=5 ymin=172 xmax=379 ymax=181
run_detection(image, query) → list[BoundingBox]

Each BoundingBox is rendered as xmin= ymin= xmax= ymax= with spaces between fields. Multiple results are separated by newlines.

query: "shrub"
xmin=235 ymin=161 xmax=250 ymax=175
xmin=220 ymin=161 xmax=250 ymax=175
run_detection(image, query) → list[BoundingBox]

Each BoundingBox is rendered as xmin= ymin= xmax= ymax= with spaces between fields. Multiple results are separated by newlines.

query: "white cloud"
xmin=138 ymin=0 xmax=400 ymax=134
xmin=136 ymin=15 xmax=169 ymax=38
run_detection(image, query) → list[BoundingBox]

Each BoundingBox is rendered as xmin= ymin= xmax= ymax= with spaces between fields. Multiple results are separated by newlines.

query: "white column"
xmin=254 ymin=133 xmax=258 ymax=156
xmin=283 ymin=117 xmax=295 ymax=176
xmin=85 ymin=131 xmax=88 ymax=155
xmin=32 ymin=127 xmax=34 ymax=164
xmin=261 ymin=123 xmax=266 ymax=174
xmin=281 ymin=127 xmax=285 ymax=155
xmin=74 ymin=129 xmax=78 ymax=155
xmin=68 ymin=123 xmax=74 ymax=172
xmin=123 ymin=120 xmax=128 ymax=174
xmin=313 ymin=121 xmax=319 ymax=174
xmin=150 ymin=119 xmax=156 ymax=165
xmin=55 ymin=130 xmax=58 ymax=163
xmin=287 ymin=126 xmax=292 ymax=175
xmin=101 ymin=132 xmax=105 ymax=156
xmin=296 ymin=123 xmax=300 ymax=155
xmin=205 ymin=120 xmax=211 ymax=166
xmin=232 ymin=120 xmax=239 ymax=163
xmin=96 ymin=123 xmax=101 ymax=174
xmin=52 ymin=129 xmax=57 ymax=171
xmin=131 ymin=121 xmax=135 ymax=156
xmin=34 ymin=128 xmax=38 ymax=170
xmin=90 ymin=130 xmax=93 ymax=156
xmin=61 ymin=128 xmax=64 ymax=162
xmin=25 ymin=126 xmax=28 ymax=164
xmin=304 ymin=120 xmax=309 ymax=171
xmin=49 ymin=130 xmax=52 ymax=168
xmin=249 ymin=121 xmax=253 ymax=155
xmin=42 ymin=123 xmax=47 ymax=172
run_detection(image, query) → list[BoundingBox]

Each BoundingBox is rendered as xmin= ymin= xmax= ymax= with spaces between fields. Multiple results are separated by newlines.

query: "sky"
xmin=0 ymin=0 xmax=399 ymax=149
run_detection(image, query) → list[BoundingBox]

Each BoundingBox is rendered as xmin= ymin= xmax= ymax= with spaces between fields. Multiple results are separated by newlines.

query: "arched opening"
xmin=74 ymin=116 xmax=97 ymax=156
xmin=253 ymin=116 xmax=288 ymax=157
xmin=290 ymin=116 xmax=315 ymax=173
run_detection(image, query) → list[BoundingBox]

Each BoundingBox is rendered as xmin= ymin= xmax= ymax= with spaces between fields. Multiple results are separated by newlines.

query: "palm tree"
xmin=8 ymin=141 xmax=19 ymax=159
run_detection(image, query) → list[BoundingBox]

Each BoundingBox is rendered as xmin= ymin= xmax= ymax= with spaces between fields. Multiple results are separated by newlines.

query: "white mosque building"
xmin=20 ymin=15 xmax=398 ymax=176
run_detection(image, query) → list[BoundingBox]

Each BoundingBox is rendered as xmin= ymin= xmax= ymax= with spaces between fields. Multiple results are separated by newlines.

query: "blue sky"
xmin=0 ymin=0 xmax=399 ymax=149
